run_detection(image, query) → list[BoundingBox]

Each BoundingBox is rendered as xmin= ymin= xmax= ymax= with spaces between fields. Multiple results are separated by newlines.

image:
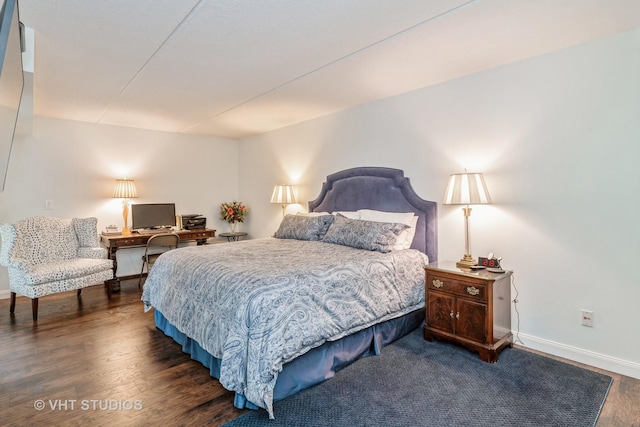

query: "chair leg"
xmin=10 ymin=292 xmax=16 ymax=313
xmin=32 ymin=298 xmax=39 ymax=322
xmin=138 ymin=260 xmax=146 ymax=289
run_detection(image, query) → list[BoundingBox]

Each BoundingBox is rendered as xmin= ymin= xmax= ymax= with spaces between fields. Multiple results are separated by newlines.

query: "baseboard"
xmin=0 ymin=289 xmax=10 ymax=300
xmin=517 ymin=331 xmax=640 ymax=380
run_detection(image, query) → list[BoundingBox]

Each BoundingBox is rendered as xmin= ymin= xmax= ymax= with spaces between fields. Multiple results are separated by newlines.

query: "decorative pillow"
xmin=274 ymin=214 xmax=335 ymax=241
xmin=358 ymin=209 xmax=417 ymax=250
xmin=321 ymin=214 xmax=409 ymax=253
xmin=73 ymin=217 xmax=100 ymax=247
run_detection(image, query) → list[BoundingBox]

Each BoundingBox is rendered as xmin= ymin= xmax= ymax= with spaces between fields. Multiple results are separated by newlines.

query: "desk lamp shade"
xmin=113 ymin=179 xmax=138 ymax=235
xmin=271 ymin=184 xmax=297 ymax=217
xmin=443 ymin=172 xmax=491 ymax=268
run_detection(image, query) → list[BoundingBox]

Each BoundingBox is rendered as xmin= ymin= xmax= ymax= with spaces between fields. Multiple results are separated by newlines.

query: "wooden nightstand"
xmin=424 ymin=261 xmax=512 ymax=363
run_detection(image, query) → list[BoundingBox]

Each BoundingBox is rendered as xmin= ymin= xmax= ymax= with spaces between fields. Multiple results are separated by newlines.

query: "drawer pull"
xmin=432 ymin=279 xmax=444 ymax=288
xmin=456 ymin=312 xmax=460 ymax=320
xmin=466 ymin=286 xmax=480 ymax=296
xmin=450 ymin=310 xmax=454 ymax=318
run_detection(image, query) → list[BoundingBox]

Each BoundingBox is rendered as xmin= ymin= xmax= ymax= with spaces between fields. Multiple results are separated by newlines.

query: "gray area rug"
xmin=223 ymin=328 xmax=612 ymax=427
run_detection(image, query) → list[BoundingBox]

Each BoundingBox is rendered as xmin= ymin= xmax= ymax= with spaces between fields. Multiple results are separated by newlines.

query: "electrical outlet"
xmin=581 ymin=310 xmax=594 ymax=327
xmin=45 ymin=199 xmax=55 ymax=210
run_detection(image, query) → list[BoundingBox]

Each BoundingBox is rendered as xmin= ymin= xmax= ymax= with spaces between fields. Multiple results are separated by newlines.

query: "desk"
xmin=101 ymin=229 xmax=216 ymax=294
xmin=219 ymin=232 xmax=248 ymax=242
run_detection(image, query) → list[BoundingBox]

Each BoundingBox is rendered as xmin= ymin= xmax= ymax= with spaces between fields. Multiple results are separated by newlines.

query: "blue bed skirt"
xmin=154 ymin=308 xmax=424 ymax=410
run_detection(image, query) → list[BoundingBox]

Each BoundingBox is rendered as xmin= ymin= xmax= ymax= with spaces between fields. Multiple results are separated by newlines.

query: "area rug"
xmin=223 ymin=328 xmax=612 ymax=427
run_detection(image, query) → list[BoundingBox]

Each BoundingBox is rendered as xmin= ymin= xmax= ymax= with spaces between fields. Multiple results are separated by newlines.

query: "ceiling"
xmin=18 ymin=0 xmax=640 ymax=140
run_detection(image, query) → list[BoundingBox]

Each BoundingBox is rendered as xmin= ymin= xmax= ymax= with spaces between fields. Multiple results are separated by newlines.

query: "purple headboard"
xmin=308 ymin=167 xmax=437 ymax=262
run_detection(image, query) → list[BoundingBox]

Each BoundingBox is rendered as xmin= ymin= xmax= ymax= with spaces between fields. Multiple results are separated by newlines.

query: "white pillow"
xmin=333 ymin=211 xmax=360 ymax=220
xmin=395 ymin=215 xmax=418 ymax=250
xmin=358 ymin=209 xmax=414 ymax=224
xmin=358 ymin=209 xmax=417 ymax=250
xmin=297 ymin=211 xmax=330 ymax=217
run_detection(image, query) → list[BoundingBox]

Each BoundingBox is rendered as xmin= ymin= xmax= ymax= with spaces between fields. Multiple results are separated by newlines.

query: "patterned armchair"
xmin=0 ymin=216 xmax=113 ymax=321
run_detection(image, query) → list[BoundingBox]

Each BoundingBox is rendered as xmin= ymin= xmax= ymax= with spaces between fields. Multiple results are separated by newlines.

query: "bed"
xmin=141 ymin=167 xmax=437 ymax=418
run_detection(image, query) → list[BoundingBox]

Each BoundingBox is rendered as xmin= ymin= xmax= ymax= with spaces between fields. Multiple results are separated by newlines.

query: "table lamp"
xmin=270 ymin=184 xmax=297 ymax=217
xmin=443 ymin=171 xmax=492 ymax=268
xmin=112 ymin=178 xmax=138 ymax=235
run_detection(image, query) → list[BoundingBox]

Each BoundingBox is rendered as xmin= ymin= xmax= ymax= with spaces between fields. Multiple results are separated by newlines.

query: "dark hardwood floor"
xmin=0 ymin=281 xmax=245 ymax=427
xmin=1 ymin=281 xmax=639 ymax=426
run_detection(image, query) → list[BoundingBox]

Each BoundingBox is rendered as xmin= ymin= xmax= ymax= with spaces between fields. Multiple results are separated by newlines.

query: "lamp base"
xmin=456 ymin=254 xmax=477 ymax=268
xmin=122 ymin=202 xmax=132 ymax=235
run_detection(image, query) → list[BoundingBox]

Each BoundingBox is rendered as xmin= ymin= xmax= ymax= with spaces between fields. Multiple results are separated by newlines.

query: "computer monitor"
xmin=131 ymin=203 xmax=176 ymax=230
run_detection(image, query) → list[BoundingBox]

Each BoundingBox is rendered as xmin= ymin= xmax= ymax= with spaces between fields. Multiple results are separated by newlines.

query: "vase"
xmin=230 ymin=222 xmax=238 ymax=233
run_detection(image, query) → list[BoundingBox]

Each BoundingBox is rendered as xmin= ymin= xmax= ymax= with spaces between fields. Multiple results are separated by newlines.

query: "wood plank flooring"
xmin=1 ymin=281 xmax=639 ymax=426
xmin=0 ymin=281 xmax=244 ymax=427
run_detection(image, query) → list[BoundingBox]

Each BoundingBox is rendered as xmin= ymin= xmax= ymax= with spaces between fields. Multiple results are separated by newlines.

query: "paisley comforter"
xmin=141 ymin=237 xmax=428 ymax=417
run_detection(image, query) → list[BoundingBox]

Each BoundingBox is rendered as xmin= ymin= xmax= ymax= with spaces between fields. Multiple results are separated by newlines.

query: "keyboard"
xmin=136 ymin=229 xmax=175 ymax=235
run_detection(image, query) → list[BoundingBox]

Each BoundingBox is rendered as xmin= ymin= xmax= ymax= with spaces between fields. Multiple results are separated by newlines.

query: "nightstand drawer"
xmin=427 ymin=273 xmax=487 ymax=302
xmin=452 ymin=281 xmax=487 ymax=302
xmin=427 ymin=275 xmax=455 ymax=291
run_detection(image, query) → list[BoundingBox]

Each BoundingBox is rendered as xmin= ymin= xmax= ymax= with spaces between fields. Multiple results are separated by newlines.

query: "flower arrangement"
xmin=220 ymin=201 xmax=248 ymax=224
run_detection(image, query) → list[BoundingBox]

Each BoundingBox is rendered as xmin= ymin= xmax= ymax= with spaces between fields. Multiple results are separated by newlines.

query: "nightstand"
xmin=424 ymin=261 xmax=512 ymax=363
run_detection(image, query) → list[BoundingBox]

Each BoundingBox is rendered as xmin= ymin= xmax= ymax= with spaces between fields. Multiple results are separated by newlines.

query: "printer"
xmin=181 ymin=214 xmax=206 ymax=230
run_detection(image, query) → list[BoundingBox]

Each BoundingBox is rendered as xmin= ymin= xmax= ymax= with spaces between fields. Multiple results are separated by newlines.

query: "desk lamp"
xmin=112 ymin=178 xmax=138 ymax=235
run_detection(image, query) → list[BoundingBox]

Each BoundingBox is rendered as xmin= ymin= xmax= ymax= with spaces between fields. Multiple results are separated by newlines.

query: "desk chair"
xmin=139 ymin=233 xmax=180 ymax=288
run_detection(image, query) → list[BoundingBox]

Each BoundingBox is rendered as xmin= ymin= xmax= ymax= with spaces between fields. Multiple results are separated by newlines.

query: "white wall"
xmin=238 ymin=29 xmax=640 ymax=378
xmin=0 ymin=116 xmax=238 ymax=282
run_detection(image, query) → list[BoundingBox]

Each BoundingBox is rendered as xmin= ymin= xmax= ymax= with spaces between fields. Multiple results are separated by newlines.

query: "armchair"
xmin=0 ymin=216 xmax=113 ymax=321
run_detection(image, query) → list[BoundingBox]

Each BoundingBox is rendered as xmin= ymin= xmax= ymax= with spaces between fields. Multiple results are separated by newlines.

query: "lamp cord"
xmin=511 ymin=273 xmax=524 ymax=346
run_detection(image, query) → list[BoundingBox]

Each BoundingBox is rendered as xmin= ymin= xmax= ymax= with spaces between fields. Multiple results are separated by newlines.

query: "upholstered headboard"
xmin=308 ymin=167 xmax=437 ymax=262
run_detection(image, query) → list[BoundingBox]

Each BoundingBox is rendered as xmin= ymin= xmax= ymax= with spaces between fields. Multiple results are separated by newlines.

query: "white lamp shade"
xmin=443 ymin=172 xmax=491 ymax=205
xmin=113 ymin=179 xmax=138 ymax=199
xmin=270 ymin=184 xmax=297 ymax=204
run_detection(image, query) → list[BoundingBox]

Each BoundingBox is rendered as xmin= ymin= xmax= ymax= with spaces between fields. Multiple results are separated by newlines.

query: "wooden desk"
xmin=101 ymin=229 xmax=216 ymax=294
